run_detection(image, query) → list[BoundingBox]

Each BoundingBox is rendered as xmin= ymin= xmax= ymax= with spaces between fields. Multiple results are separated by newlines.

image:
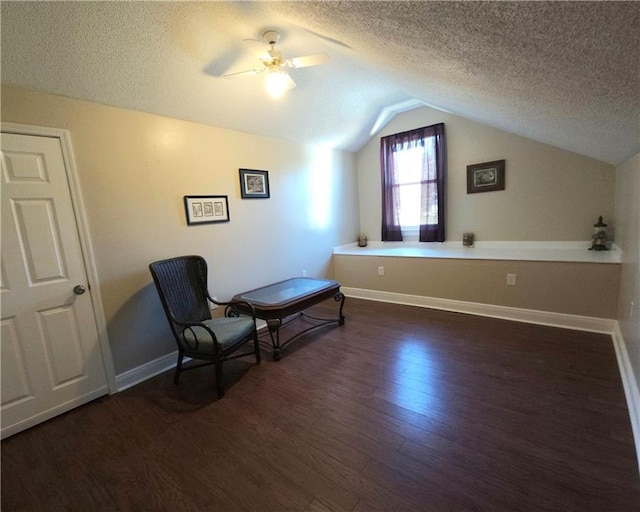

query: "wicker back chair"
xmin=149 ymin=255 xmax=260 ymax=397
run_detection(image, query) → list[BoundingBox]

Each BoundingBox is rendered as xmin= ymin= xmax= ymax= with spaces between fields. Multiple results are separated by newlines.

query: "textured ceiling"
xmin=1 ymin=1 xmax=639 ymax=164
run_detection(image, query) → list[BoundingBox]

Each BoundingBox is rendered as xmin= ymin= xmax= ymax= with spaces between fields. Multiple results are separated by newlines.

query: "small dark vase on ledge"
xmin=589 ymin=216 xmax=609 ymax=251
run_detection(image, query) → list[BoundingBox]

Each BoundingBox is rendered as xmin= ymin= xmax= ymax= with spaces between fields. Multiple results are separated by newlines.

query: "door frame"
xmin=2 ymin=122 xmax=117 ymax=393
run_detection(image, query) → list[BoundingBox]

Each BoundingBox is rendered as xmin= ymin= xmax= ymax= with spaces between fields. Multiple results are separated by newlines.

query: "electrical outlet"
xmin=378 ymin=266 xmax=385 ymax=276
xmin=506 ymin=274 xmax=517 ymax=286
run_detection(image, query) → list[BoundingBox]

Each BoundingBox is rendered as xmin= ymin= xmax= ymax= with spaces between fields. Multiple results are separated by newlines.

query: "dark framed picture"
xmin=239 ymin=169 xmax=270 ymax=199
xmin=184 ymin=195 xmax=230 ymax=225
xmin=467 ymin=160 xmax=505 ymax=194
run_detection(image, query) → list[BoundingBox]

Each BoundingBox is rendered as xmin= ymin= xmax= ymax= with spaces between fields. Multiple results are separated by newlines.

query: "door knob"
xmin=73 ymin=285 xmax=86 ymax=295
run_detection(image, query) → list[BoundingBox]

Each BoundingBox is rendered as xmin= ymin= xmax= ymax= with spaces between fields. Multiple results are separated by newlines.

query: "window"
xmin=380 ymin=123 xmax=446 ymax=242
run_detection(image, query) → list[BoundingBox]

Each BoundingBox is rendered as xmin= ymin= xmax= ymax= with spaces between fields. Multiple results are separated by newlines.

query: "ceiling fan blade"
xmin=223 ymin=68 xmax=265 ymax=79
xmin=241 ymin=38 xmax=264 ymax=50
xmin=285 ymin=53 xmax=329 ymax=69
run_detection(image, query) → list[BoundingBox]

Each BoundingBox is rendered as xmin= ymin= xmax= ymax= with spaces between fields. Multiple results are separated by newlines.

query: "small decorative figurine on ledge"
xmin=358 ymin=234 xmax=368 ymax=247
xmin=463 ymin=232 xmax=475 ymax=247
xmin=589 ymin=216 xmax=609 ymax=251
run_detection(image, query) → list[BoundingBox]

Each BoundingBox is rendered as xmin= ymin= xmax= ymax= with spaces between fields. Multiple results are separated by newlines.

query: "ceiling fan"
xmin=223 ymin=30 xmax=329 ymax=98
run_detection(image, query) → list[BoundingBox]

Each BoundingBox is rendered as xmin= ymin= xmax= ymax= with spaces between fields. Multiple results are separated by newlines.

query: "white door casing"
xmin=1 ymin=125 xmax=115 ymax=439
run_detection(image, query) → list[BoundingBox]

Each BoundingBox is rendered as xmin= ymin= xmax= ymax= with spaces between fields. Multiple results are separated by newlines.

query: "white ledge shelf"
xmin=333 ymin=241 xmax=621 ymax=264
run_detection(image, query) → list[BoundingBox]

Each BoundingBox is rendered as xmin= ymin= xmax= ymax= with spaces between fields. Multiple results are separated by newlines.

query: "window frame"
xmin=380 ymin=123 xmax=446 ymax=242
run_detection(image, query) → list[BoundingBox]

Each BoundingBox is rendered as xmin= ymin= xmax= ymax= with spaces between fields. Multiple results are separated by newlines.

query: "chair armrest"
xmin=172 ymin=318 xmax=220 ymax=353
xmin=207 ymin=294 xmax=257 ymax=320
xmin=206 ymin=293 xmax=258 ymax=331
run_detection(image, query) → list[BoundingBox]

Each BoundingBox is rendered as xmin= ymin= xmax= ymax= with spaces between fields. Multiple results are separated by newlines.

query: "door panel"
xmin=1 ymin=132 xmax=108 ymax=438
xmin=39 ymin=305 xmax=85 ymax=387
xmin=3 ymin=149 xmax=49 ymax=182
xmin=0 ymin=317 xmax=33 ymax=406
xmin=13 ymin=198 xmax=67 ymax=283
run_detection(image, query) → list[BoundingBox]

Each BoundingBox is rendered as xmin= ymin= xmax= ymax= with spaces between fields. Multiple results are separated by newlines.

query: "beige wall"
xmin=1 ymin=84 xmax=627 ymax=377
xmin=615 ymin=151 xmax=640 ymax=393
xmin=357 ymin=106 xmax=616 ymax=242
xmin=1 ymin=86 xmax=359 ymax=374
xmin=334 ymin=255 xmax=620 ymax=319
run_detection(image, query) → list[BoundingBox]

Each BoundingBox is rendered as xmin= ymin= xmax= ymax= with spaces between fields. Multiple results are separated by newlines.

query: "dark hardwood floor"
xmin=2 ymin=298 xmax=639 ymax=511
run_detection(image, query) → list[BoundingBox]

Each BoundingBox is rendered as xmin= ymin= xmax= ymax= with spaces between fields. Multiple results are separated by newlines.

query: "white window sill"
xmin=334 ymin=241 xmax=621 ymax=264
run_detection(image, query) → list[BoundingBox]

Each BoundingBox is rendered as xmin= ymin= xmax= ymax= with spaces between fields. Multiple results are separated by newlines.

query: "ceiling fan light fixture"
xmin=264 ymin=69 xmax=289 ymax=99
xmin=223 ymin=29 xmax=325 ymax=99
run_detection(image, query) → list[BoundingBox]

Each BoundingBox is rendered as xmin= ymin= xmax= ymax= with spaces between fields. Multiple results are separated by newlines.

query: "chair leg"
xmin=174 ymin=351 xmax=183 ymax=385
xmin=253 ymin=332 xmax=261 ymax=364
xmin=215 ymin=359 xmax=225 ymax=398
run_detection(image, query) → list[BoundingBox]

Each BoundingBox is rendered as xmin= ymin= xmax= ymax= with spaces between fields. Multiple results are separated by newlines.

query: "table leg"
xmin=336 ymin=292 xmax=346 ymax=324
xmin=267 ymin=318 xmax=283 ymax=361
xmin=258 ymin=290 xmax=345 ymax=361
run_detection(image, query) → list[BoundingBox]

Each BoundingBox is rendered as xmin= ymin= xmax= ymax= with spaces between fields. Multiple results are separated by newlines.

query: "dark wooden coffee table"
xmin=232 ymin=277 xmax=345 ymax=360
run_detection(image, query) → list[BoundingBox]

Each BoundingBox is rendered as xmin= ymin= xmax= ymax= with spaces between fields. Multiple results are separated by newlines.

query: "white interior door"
xmin=1 ymin=132 xmax=109 ymax=439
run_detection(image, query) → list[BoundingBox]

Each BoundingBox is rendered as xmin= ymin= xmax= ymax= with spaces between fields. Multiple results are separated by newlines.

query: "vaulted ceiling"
xmin=2 ymin=1 xmax=639 ymax=164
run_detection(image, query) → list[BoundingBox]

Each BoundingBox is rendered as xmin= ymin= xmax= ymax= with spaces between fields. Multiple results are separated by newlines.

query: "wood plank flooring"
xmin=2 ymin=298 xmax=639 ymax=511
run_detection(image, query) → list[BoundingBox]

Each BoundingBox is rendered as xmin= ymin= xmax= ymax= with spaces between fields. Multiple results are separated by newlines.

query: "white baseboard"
xmin=115 ymin=351 xmax=180 ymax=392
xmin=342 ymin=287 xmax=616 ymax=334
xmin=343 ymin=286 xmax=639 ymax=473
xmin=612 ymin=324 xmax=640 ymax=474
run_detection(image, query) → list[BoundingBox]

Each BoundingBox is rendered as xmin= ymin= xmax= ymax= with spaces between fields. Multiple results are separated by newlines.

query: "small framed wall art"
xmin=184 ymin=195 xmax=230 ymax=225
xmin=466 ymin=160 xmax=505 ymax=194
xmin=239 ymin=169 xmax=270 ymax=199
